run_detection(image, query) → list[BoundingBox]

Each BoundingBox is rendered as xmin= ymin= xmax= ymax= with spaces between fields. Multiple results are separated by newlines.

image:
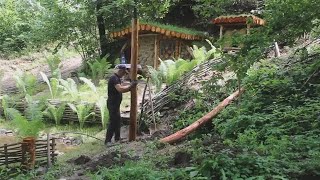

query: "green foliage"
xmin=7 ymin=108 xmax=44 ymax=138
xmin=25 ymin=94 xmax=45 ymax=122
xmin=1 ymin=95 xmax=15 ymax=121
xmin=59 ymin=78 xmax=79 ymax=101
xmin=68 ymin=103 xmax=95 ymax=129
xmin=90 ymin=161 xmax=206 ymax=180
xmin=40 ymin=72 xmax=61 ymax=99
xmin=148 ymin=41 xmax=221 ymax=91
xmin=96 ymin=97 xmax=108 ymax=129
xmin=86 ymin=57 xmax=112 ymax=84
xmin=209 ymin=54 xmax=320 ymax=178
xmin=45 ymin=54 xmax=62 ymax=79
xmin=79 ymin=77 xmax=97 ymax=93
xmin=14 ymin=70 xmax=37 ymax=96
xmin=265 ymin=0 xmax=320 ymax=45
xmin=44 ymin=103 xmax=66 ymax=126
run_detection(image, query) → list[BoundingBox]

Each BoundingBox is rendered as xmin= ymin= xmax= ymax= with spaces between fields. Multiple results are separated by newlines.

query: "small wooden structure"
xmin=110 ymin=23 xmax=205 ymax=69
xmin=212 ymin=14 xmax=265 ymax=51
xmin=0 ymin=137 xmax=57 ymax=169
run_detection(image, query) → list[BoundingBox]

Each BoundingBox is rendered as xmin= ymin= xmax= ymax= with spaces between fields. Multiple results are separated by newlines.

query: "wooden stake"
xmin=4 ymin=144 xmax=8 ymax=168
xmin=52 ymin=138 xmax=56 ymax=164
xmin=147 ymin=81 xmax=156 ymax=129
xmin=129 ymin=18 xmax=139 ymax=141
xmin=47 ymin=133 xmax=51 ymax=168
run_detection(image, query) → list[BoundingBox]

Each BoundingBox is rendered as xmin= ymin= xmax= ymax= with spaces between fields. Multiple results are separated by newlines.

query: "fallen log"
xmin=160 ymin=88 xmax=245 ymax=144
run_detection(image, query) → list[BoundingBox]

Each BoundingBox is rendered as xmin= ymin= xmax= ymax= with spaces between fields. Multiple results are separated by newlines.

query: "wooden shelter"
xmin=110 ymin=23 xmax=205 ymax=68
xmin=212 ymin=14 xmax=265 ymax=51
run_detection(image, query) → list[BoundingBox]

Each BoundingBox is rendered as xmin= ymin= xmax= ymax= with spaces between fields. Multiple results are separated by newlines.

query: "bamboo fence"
xmin=0 ymin=137 xmax=57 ymax=169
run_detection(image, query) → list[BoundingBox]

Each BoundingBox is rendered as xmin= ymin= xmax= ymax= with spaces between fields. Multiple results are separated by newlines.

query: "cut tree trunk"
xmin=160 ymin=88 xmax=245 ymax=144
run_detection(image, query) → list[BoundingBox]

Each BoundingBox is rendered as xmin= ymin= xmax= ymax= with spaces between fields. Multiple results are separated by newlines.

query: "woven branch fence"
xmin=141 ymin=58 xmax=223 ymax=124
xmin=0 ymin=99 xmax=104 ymax=125
xmin=0 ymin=137 xmax=57 ymax=169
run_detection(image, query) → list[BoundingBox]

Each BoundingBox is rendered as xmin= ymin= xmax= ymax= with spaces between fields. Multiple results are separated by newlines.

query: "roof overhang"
xmin=110 ymin=23 xmax=204 ymax=40
xmin=212 ymin=14 xmax=265 ymax=26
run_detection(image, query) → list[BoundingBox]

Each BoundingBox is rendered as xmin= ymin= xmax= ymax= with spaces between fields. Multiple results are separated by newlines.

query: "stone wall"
xmin=138 ymin=35 xmax=155 ymax=69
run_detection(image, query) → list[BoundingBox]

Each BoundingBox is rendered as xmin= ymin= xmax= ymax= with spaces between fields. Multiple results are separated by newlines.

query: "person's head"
xmin=116 ymin=64 xmax=129 ymax=77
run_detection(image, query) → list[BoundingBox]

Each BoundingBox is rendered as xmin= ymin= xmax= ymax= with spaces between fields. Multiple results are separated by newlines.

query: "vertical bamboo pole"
xmin=129 ymin=17 xmax=139 ymax=141
xmin=4 ymin=144 xmax=8 ymax=168
xmin=47 ymin=133 xmax=51 ymax=168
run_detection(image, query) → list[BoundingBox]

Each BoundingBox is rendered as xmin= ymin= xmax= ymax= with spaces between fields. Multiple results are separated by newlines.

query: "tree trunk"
xmin=160 ymin=88 xmax=245 ymax=144
xmin=96 ymin=0 xmax=108 ymax=59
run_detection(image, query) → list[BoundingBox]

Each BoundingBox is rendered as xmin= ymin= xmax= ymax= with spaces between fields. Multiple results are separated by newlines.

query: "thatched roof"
xmin=212 ymin=14 xmax=265 ymax=26
xmin=110 ymin=22 xmax=205 ymax=40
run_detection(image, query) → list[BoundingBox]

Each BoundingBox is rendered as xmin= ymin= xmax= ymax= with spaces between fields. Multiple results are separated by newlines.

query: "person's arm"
xmin=115 ymin=81 xmax=138 ymax=93
xmin=115 ymin=84 xmax=131 ymax=93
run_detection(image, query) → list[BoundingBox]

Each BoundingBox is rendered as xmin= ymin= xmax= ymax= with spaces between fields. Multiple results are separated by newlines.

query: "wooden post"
xmin=274 ymin=40 xmax=281 ymax=57
xmin=4 ymin=144 xmax=8 ymax=168
xmin=246 ymin=24 xmax=251 ymax=34
xmin=47 ymin=133 xmax=51 ymax=168
xmin=129 ymin=18 xmax=139 ymax=141
xmin=51 ymin=138 xmax=56 ymax=164
xmin=23 ymin=137 xmax=35 ymax=169
xmin=219 ymin=25 xmax=224 ymax=39
xmin=21 ymin=142 xmax=27 ymax=168
xmin=154 ymin=35 xmax=159 ymax=68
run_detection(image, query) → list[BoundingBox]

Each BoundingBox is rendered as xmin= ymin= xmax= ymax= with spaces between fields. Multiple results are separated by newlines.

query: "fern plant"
xmin=87 ymin=57 xmax=112 ymax=84
xmin=1 ymin=95 xmax=14 ymax=121
xmin=79 ymin=77 xmax=97 ymax=93
xmin=59 ymin=78 xmax=79 ymax=100
xmin=14 ymin=70 xmax=37 ymax=96
xmin=25 ymin=95 xmax=45 ymax=122
xmin=44 ymin=103 xmax=66 ymax=125
xmin=68 ymin=103 xmax=95 ymax=129
xmin=40 ymin=72 xmax=61 ymax=99
xmin=96 ymin=97 xmax=109 ymax=129
xmin=7 ymin=108 xmax=44 ymax=138
xmin=147 ymin=40 xmax=221 ymax=89
xmin=46 ymin=54 xmax=62 ymax=79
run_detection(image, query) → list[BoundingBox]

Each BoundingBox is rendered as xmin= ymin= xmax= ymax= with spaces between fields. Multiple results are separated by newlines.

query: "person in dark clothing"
xmin=105 ymin=64 xmax=137 ymax=145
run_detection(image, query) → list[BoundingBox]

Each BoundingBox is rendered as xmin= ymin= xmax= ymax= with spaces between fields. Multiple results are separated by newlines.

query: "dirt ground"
xmin=0 ymin=54 xmax=82 ymax=91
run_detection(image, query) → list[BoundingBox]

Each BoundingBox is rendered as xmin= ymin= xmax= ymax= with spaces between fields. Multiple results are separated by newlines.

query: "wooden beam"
xmin=219 ymin=25 xmax=224 ymax=39
xmin=154 ymin=35 xmax=159 ymax=68
xmin=129 ymin=18 xmax=139 ymax=141
xmin=160 ymin=88 xmax=245 ymax=144
xmin=246 ymin=24 xmax=250 ymax=35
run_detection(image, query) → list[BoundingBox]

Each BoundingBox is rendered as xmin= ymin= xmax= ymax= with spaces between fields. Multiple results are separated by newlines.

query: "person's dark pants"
xmin=105 ymin=102 xmax=121 ymax=143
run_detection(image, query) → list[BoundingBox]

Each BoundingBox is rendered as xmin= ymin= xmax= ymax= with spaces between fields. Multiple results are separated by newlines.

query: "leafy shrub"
xmin=68 ymin=103 xmax=95 ymax=129
xmin=59 ymin=78 xmax=79 ymax=101
xmin=86 ymin=57 xmax=112 ymax=84
xmin=147 ymin=40 xmax=221 ymax=92
xmin=44 ymin=103 xmax=66 ymax=126
xmin=45 ymin=54 xmax=62 ymax=79
xmin=96 ymin=97 xmax=109 ymax=129
xmin=14 ymin=70 xmax=37 ymax=96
